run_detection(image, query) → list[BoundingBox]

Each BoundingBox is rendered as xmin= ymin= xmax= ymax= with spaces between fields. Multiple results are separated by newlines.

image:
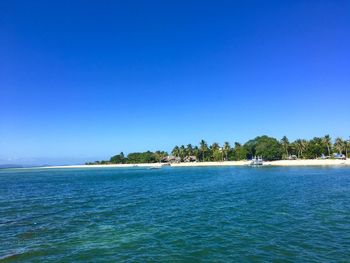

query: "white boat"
xmin=149 ymin=166 xmax=162 ymax=170
xmin=250 ymin=156 xmax=263 ymax=165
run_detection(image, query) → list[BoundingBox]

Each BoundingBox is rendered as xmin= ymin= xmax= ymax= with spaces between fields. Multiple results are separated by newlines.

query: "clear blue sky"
xmin=1 ymin=0 xmax=349 ymax=164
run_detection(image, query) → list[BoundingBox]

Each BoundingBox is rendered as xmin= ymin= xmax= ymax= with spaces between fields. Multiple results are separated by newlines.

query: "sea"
xmin=1 ymin=166 xmax=350 ymax=262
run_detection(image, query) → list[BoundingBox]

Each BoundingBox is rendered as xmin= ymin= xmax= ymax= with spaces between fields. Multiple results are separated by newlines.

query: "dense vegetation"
xmin=86 ymin=135 xmax=349 ymax=164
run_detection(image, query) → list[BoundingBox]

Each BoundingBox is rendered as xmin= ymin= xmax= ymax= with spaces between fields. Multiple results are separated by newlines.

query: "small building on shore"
xmin=183 ymin=156 xmax=197 ymax=162
xmin=161 ymin=156 xmax=182 ymax=163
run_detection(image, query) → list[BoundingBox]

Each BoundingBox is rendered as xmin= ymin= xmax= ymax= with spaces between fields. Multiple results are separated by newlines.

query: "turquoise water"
xmin=1 ymin=166 xmax=350 ymax=262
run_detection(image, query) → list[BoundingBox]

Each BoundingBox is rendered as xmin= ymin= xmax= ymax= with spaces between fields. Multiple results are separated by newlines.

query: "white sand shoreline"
xmin=37 ymin=159 xmax=350 ymax=169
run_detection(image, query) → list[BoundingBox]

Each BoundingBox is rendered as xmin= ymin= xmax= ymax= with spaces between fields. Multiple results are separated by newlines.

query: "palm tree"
xmin=223 ymin=142 xmax=230 ymax=161
xmin=171 ymin=146 xmax=180 ymax=157
xmin=193 ymin=146 xmax=200 ymax=161
xmin=334 ymin=137 xmax=345 ymax=155
xmin=199 ymin=140 xmax=208 ymax=162
xmin=294 ymin=139 xmax=302 ymax=158
xmin=179 ymin=145 xmax=186 ymax=159
xmin=322 ymin=134 xmax=332 ymax=157
xmin=233 ymin=142 xmax=242 ymax=160
xmin=155 ymin=151 xmax=167 ymax=162
xmin=295 ymin=139 xmax=307 ymax=158
xmin=210 ymin=142 xmax=221 ymax=161
xmin=344 ymin=139 xmax=349 ymax=158
xmin=211 ymin=142 xmax=220 ymax=151
xmin=301 ymin=139 xmax=308 ymax=158
xmin=281 ymin=136 xmax=290 ymax=158
xmin=186 ymin=144 xmax=194 ymax=156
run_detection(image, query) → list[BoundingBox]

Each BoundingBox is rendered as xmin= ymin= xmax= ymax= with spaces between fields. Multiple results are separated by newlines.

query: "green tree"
xmin=334 ymin=137 xmax=345 ymax=154
xmin=232 ymin=142 xmax=247 ymax=160
xmin=223 ymin=142 xmax=230 ymax=161
xmin=186 ymin=144 xmax=194 ymax=156
xmin=322 ymin=135 xmax=332 ymax=157
xmin=211 ymin=142 xmax=220 ymax=151
xmin=193 ymin=146 xmax=200 ymax=161
xmin=154 ymin=151 xmax=168 ymax=162
xmin=344 ymin=139 xmax=349 ymax=157
xmin=179 ymin=145 xmax=186 ymax=159
xmin=127 ymin=151 xmax=157 ymax=163
xmin=281 ymin=136 xmax=290 ymax=158
xmin=210 ymin=142 xmax=221 ymax=161
xmin=244 ymin=135 xmax=283 ymax=160
xmin=294 ymin=139 xmax=306 ymax=158
xmin=199 ymin=140 xmax=208 ymax=161
xmin=304 ymin=137 xmax=326 ymax=159
xmin=171 ymin=146 xmax=180 ymax=157
xmin=110 ymin=152 xmax=126 ymax=164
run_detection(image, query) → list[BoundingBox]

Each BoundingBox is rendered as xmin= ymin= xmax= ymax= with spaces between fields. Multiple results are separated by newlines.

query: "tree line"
xmin=86 ymin=135 xmax=349 ymax=164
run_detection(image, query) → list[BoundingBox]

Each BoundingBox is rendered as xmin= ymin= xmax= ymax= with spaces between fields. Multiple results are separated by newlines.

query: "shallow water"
xmin=1 ymin=166 xmax=350 ymax=262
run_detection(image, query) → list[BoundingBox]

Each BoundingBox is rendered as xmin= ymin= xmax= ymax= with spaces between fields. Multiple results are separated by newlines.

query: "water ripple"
xmin=1 ymin=167 xmax=350 ymax=262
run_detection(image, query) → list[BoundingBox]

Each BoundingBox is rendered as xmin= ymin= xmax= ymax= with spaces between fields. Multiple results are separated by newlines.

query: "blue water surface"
xmin=1 ymin=166 xmax=350 ymax=262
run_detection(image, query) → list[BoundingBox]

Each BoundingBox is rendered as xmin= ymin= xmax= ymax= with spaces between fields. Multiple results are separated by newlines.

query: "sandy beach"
xmin=264 ymin=159 xmax=350 ymax=166
xmin=40 ymin=159 xmax=350 ymax=169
